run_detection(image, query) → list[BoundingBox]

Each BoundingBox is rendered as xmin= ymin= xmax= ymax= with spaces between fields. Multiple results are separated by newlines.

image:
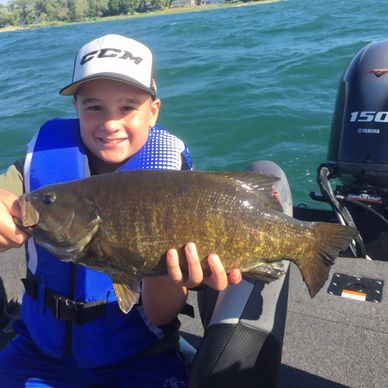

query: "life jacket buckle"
xmin=52 ymin=294 xmax=80 ymax=321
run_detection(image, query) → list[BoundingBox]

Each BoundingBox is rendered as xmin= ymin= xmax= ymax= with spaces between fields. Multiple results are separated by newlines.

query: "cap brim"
xmin=59 ymin=73 xmax=156 ymax=97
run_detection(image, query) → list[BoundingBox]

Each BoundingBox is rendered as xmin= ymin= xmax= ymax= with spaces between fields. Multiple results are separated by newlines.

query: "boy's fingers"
xmin=0 ymin=225 xmax=27 ymax=251
xmin=166 ymin=248 xmax=183 ymax=285
xmin=204 ymin=254 xmax=228 ymax=291
xmin=0 ymin=192 xmax=29 ymax=251
xmin=166 ymin=244 xmax=203 ymax=288
xmin=0 ymin=236 xmax=13 ymax=252
xmin=184 ymin=242 xmax=203 ymax=288
xmin=227 ymin=268 xmax=243 ymax=285
xmin=0 ymin=189 xmax=22 ymax=219
xmin=0 ymin=237 xmax=26 ymax=252
xmin=165 ymin=243 xmax=242 ymax=290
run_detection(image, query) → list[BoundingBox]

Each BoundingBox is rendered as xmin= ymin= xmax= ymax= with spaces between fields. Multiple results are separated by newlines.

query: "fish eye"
xmin=41 ymin=192 xmax=56 ymax=205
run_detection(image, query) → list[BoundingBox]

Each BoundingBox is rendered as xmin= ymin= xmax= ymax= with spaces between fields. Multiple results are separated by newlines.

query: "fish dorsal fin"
xmin=112 ymin=275 xmax=141 ymax=314
xmin=217 ymin=172 xmax=283 ymax=211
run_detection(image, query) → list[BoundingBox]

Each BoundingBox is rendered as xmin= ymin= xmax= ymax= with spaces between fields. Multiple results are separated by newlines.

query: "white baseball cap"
xmin=60 ymin=34 xmax=157 ymax=97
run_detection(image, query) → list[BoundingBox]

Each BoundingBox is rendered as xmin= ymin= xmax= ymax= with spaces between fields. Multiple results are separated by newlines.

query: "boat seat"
xmin=184 ymin=161 xmax=292 ymax=388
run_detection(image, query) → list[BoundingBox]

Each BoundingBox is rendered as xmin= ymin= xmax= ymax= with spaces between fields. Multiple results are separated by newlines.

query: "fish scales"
xmin=17 ymin=170 xmax=358 ymax=313
xmin=92 ymin=173 xmax=284 ymax=273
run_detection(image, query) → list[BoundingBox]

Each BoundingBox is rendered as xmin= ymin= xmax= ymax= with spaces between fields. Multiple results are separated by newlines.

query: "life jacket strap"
xmin=22 ymin=275 xmax=106 ymax=325
xmin=127 ymin=319 xmax=181 ymax=360
xmin=22 ymin=274 xmax=182 ymax=358
xmin=22 ymin=273 xmax=195 ymax=325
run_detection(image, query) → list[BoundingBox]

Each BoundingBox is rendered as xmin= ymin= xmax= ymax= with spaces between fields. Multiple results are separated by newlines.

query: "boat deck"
xmin=1 ymin=248 xmax=387 ymax=387
xmin=179 ymin=256 xmax=388 ymax=387
xmin=278 ymin=256 xmax=388 ymax=387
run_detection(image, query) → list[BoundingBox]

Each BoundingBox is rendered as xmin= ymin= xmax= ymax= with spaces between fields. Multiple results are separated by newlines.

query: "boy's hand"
xmin=0 ymin=189 xmax=29 ymax=252
xmin=166 ymin=242 xmax=242 ymax=291
xmin=142 ymin=242 xmax=242 ymax=325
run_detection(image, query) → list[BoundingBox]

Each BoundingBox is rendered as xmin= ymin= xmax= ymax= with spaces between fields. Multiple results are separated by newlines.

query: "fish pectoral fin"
xmin=244 ymin=260 xmax=286 ymax=283
xmin=100 ymin=240 xmax=144 ymax=268
xmin=112 ymin=277 xmax=141 ymax=314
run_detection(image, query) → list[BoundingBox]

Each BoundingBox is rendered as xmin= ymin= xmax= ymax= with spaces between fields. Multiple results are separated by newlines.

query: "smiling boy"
xmin=74 ymin=79 xmax=160 ymax=174
xmin=0 ymin=34 xmax=241 ymax=387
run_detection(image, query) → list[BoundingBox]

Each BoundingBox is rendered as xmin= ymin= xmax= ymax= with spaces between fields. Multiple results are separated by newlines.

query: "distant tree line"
xmin=0 ymin=0 xmax=173 ymax=28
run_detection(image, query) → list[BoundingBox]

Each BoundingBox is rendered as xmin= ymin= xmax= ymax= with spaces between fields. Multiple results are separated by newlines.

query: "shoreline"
xmin=0 ymin=0 xmax=279 ymax=33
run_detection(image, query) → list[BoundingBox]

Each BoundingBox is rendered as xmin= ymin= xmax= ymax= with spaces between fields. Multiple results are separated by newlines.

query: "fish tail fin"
xmin=297 ymin=223 xmax=358 ymax=298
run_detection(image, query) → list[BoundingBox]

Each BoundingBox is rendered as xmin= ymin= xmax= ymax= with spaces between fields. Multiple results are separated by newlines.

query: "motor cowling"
xmin=328 ymin=39 xmax=388 ymax=187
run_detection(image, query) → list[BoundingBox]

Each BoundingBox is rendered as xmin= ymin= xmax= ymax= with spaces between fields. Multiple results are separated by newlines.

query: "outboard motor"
xmin=315 ymin=39 xmax=388 ymax=261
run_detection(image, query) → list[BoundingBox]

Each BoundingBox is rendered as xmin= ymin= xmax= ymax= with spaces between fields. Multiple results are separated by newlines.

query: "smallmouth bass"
xmin=17 ymin=170 xmax=357 ymax=313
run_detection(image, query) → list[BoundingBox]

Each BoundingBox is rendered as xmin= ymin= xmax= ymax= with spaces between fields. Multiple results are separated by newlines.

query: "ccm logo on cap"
xmin=80 ymin=48 xmax=143 ymax=66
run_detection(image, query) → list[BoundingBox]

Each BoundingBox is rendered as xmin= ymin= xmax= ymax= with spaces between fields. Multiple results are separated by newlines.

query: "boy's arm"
xmin=0 ymin=162 xmax=30 ymax=252
xmin=141 ymin=243 xmax=242 ymax=326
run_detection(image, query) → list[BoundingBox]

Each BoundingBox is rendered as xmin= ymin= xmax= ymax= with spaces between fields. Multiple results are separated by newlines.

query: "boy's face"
xmin=74 ymin=79 xmax=160 ymax=174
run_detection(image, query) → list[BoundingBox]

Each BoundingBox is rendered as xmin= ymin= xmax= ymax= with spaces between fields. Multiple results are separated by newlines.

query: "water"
xmin=1 ymin=0 xmax=388 ymax=205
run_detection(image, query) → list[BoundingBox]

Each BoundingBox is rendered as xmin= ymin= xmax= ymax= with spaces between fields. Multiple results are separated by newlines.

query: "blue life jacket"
xmin=22 ymin=118 xmax=192 ymax=368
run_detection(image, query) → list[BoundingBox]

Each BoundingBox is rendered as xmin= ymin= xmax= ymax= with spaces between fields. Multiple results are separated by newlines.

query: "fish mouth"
xmin=17 ymin=195 xmax=39 ymax=231
xmin=13 ymin=217 xmax=33 ymax=235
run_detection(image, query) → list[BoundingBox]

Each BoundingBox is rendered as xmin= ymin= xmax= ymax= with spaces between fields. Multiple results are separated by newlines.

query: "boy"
xmin=0 ymin=34 xmax=241 ymax=387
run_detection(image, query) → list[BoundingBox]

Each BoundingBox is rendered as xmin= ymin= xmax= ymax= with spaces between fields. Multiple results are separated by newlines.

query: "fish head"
xmin=18 ymin=185 xmax=101 ymax=262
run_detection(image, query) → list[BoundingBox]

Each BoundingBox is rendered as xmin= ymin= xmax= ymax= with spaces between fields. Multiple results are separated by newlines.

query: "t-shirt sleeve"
xmin=0 ymin=159 xmax=25 ymax=197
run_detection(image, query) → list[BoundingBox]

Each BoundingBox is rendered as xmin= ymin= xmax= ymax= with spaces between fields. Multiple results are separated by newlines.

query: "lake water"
xmin=1 ymin=0 xmax=388 ymax=205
